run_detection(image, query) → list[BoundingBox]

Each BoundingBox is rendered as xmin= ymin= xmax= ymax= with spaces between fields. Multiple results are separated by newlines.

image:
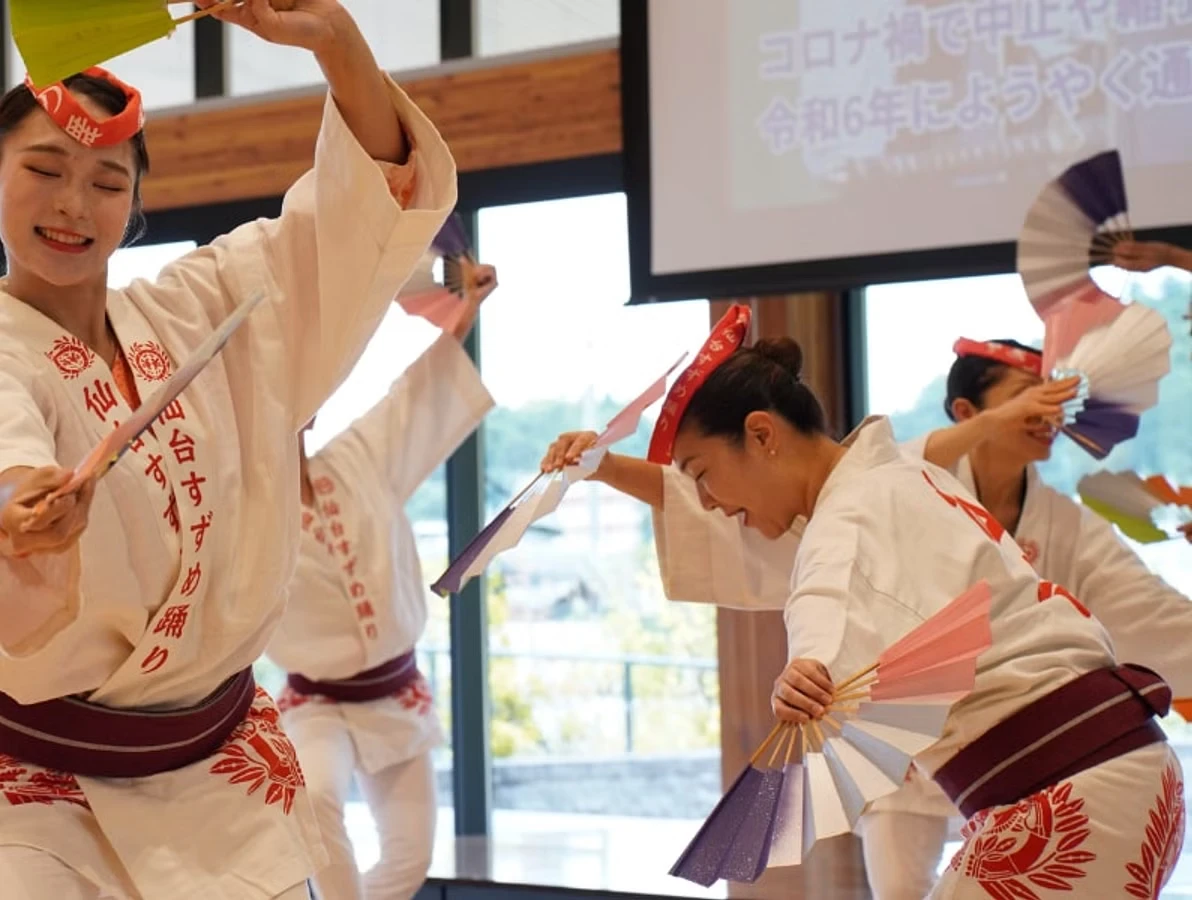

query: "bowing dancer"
xmin=856 ymin=337 xmax=1192 ymax=897
xmin=0 ymin=1 xmax=457 ymax=897
xmin=544 ymin=307 xmax=1186 ymax=898
xmin=267 ymin=264 xmax=497 ymax=900
xmin=651 ymin=306 xmax=1184 ymax=899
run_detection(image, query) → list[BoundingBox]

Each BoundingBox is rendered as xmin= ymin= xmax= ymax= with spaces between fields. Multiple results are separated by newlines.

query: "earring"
xmin=768 ymin=449 xmax=776 ymax=457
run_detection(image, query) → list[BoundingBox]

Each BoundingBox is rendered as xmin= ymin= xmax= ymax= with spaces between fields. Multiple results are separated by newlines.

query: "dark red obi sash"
xmin=0 ymin=667 xmax=255 ymax=778
xmin=934 ymin=664 xmax=1171 ymax=818
xmin=287 ymin=650 xmax=418 ymax=703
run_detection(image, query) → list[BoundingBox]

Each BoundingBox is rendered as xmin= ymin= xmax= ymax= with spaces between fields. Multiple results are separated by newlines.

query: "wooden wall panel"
xmin=713 ymin=296 xmax=868 ymax=899
xmin=140 ymin=48 xmax=621 ymax=212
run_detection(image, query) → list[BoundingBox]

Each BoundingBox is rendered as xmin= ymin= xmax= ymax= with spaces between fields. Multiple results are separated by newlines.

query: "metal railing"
xmin=418 ymin=644 xmax=717 ymax=754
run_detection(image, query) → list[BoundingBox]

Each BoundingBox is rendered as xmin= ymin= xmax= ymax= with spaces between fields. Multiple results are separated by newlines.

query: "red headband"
xmin=952 ymin=338 xmax=1042 ymax=376
xmin=24 ymin=67 xmax=144 ymax=149
xmin=647 ymin=303 xmax=752 ymax=464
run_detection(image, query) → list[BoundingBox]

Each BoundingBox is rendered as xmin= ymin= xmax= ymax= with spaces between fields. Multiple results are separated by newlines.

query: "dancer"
xmin=0 ymin=1 xmax=457 ymax=896
xmin=650 ymin=305 xmax=1183 ymax=898
xmin=541 ymin=321 xmax=1189 ymax=898
xmin=268 ymin=262 xmax=497 ymax=900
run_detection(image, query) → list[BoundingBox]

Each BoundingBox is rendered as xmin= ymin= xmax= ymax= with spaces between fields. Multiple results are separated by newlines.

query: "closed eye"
xmin=26 ymin=165 xmax=59 ymax=178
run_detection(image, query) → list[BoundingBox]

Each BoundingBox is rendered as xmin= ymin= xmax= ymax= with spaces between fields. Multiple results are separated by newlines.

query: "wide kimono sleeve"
xmin=328 ymin=333 xmax=494 ymax=503
xmin=651 ymin=465 xmax=800 ymax=610
xmin=1063 ymin=501 xmax=1192 ymax=697
xmin=0 ymin=368 xmax=82 ymax=657
xmin=783 ymin=510 xmax=924 ymax=681
xmin=143 ymin=76 xmax=457 ymax=429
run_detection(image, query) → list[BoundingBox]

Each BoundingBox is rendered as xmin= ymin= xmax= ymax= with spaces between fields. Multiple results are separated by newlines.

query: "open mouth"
xmin=35 ymin=227 xmax=93 ymax=253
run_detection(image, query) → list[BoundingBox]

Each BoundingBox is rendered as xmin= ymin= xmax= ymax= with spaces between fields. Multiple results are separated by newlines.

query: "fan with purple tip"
xmin=1018 ymin=150 xmax=1133 ymax=371
xmin=670 ymin=582 xmax=993 ymax=885
xmin=1050 ymin=301 xmax=1172 ymax=459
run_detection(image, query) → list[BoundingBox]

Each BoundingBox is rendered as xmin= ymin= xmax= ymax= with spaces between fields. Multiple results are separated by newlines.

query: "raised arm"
xmin=149 ymin=2 xmax=457 ymax=430
xmin=540 ymin=433 xmax=664 ymax=508
xmin=330 ymin=300 xmax=496 ymax=508
xmin=912 ymin=379 xmax=1080 ymax=470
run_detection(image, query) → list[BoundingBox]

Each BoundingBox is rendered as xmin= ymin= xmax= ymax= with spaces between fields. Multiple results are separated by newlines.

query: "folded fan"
xmin=1078 ymin=471 xmax=1192 ymax=543
xmin=397 ymin=215 xmax=482 ymax=331
xmin=1018 ymin=150 xmax=1132 ymax=368
xmin=671 ymin=582 xmax=993 ymax=885
xmin=11 ymin=1 xmax=290 ymax=87
xmin=431 ymin=352 xmax=688 ymax=596
xmin=1049 ymin=301 xmax=1171 ymax=460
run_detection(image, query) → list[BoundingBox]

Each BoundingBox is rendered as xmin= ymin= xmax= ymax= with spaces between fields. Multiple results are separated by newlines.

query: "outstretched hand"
xmin=540 ymin=431 xmax=600 ymax=473
xmin=196 ymin=0 xmax=348 ymax=52
xmin=1112 ymin=240 xmax=1173 ymax=274
xmin=991 ymin=377 xmax=1081 ymax=434
xmin=450 ymin=264 xmax=498 ymax=341
xmin=0 ymin=467 xmax=95 ymax=559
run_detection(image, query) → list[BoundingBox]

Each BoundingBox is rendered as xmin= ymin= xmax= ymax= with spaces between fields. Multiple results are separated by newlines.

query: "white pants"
xmin=857 ymin=810 xmax=948 ymax=900
xmin=295 ymin=716 xmax=436 ymax=900
xmin=0 ymin=845 xmax=313 ymax=900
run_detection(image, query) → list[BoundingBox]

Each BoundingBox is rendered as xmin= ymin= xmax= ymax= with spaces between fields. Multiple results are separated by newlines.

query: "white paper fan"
xmin=1051 ymin=302 xmax=1172 ymax=459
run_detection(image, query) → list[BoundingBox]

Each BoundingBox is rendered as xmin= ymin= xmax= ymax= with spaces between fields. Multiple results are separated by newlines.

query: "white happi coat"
xmin=653 ymin=424 xmax=1192 ymax=819
xmin=0 ymin=79 xmax=456 ymax=899
xmin=783 ymin=416 xmax=1119 ymax=771
xmin=901 ymin=435 xmax=1192 ymax=698
xmin=267 ymin=333 xmax=493 ymax=773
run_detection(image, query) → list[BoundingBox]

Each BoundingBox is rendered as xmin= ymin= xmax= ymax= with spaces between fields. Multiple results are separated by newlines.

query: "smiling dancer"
xmin=0 ymin=1 xmax=456 ymax=897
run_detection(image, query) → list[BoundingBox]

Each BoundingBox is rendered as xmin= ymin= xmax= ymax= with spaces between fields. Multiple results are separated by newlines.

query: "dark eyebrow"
xmin=21 ymin=142 xmax=132 ymax=179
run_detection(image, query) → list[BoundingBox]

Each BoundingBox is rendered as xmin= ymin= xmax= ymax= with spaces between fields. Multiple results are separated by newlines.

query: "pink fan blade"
xmin=1030 ymin=274 xmax=1098 ymax=321
xmin=869 ymin=657 xmax=980 ymax=702
xmin=878 ymin=582 xmax=992 ymax=666
xmin=597 ymin=352 xmax=687 ymax=447
xmin=398 ymin=287 xmax=465 ymax=331
xmin=873 ymin=619 xmax=993 ymax=685
xmin=876 ymin=600 xmax=991 ymax=668
xmin=1041 ymin=284 xmax=1123 ymax=373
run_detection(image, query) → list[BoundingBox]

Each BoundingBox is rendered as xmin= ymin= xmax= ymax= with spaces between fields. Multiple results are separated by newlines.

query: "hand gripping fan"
xmin=670 ymin=581 xmax=992 ymax=885
xmin=1078 ymin=471 xmax=1192 ymax=543
xmin=1050 ymin=301 xmax=1172 ymax=459
xmin=397 ymin=215 xmax=484 ymax=332
xmin=11 ymin=1 xmax=296 ymax=87
xmin=430 ymin=352 xmax=688 ymax=597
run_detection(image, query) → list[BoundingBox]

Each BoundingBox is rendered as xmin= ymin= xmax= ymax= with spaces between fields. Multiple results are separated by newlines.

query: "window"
xmin=228 ymin=0 xmax=440 ymax=97
xmin=475 ymin=193 xmax=718 ymax=890
xmin=108 ymin=241 xmax=198 ymax=288
xmin=7 ymin=31 xmax=196 ymax=109
xmin=476 ymin=0 xmax=618 ymax=56
xmin=864 ymin=269 xmax=1192 ymax=888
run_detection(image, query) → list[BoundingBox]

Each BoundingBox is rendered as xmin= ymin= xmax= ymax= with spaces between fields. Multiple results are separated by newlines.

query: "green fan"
xmin=11 ymin=1 xmax=274 ymax=87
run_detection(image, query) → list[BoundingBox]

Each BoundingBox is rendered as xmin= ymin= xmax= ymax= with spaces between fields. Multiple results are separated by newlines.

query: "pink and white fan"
xmin=670 ymin=582 xmax=993 ymax=885
xmin=431 ymin=353 xmax=688 ymax=596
